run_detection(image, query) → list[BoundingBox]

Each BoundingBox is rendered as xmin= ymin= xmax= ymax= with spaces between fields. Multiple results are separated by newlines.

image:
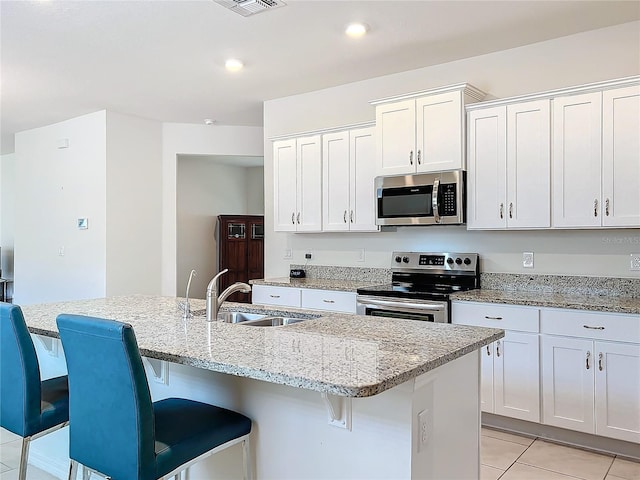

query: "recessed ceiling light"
xmin=225 ymin=59 xmax=244 ymax=72
xmin=345 ymin=22 xmax=368 ymax=38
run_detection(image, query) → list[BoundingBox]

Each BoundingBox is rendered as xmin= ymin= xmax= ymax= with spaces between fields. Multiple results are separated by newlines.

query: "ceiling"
xmin=1 ymin=0 xmax=639 ymax=155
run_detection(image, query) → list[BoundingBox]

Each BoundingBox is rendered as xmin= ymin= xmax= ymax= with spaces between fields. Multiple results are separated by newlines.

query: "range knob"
xmin=455 ymin=257 xmax=463 ymax=265
xmin=402 ymin=256 xmax=410 ymax=264
xmin=395 ymin=256 xmax=402 ymax=263
xmin=463 ymin=257 xmax=472 ymax=265
xmin=446 ymin=257 xmax=454 ymax=265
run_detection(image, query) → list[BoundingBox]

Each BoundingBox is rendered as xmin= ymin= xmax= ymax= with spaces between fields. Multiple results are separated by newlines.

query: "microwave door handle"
xmin=432 ymin=178 xmax=441 ymax=223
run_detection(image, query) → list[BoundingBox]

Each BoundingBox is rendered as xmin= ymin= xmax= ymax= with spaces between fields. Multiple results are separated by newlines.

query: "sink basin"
xmin=240 ymin=316 xmax=306 ymax=327
xmin=218 ymin=312 xmax=267 ymax=323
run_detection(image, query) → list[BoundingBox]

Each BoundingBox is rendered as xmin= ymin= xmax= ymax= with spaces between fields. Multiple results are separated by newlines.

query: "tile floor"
xmin=1 ymin=425 xmax=638 ymax=479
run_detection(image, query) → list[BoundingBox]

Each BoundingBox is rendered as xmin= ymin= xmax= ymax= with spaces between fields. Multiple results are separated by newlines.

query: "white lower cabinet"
xmin=251 ymin=284 xmax=301 ymax=308
xmin=451 ymin=301 xmax=540 ymax=422
xmin=252 ymin=285 xmax=356 ymax=313
xmin=541 ymin=309 xmax=640 ymax=443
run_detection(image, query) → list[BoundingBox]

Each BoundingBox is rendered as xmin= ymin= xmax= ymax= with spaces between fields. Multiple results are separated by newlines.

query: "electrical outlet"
xmin=283 ymin=249 xmax=292 ymax=259
xmin=418 ymin=409 xmax=429 ymax=451
xmin=305 ymin=252 xmax=312 ymax=260
xmin=358 ymin=249 xmax=365 ymax=262
xmin=523 ymin=252 xmax=534 ymax=268
xmin=631 ymin=253 xmax=640 ymax=271
xmin=58 ymin=247 xmax=65 ymax=257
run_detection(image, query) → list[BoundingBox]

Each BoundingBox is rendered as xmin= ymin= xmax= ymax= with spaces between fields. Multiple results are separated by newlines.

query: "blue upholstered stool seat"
xmin=56 ymin=313 xmax=253 ymax=480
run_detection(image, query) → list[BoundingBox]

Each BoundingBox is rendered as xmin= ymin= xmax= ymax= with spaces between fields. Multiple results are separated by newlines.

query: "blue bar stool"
xmin=0 ymin=303 xmax=70 ymax=480
xmin=56 ymin=314 xmax=253 ymax=480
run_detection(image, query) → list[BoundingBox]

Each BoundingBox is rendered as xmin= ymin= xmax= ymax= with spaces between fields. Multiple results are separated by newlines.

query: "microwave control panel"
xmin=441 ymin=183 xmax=457 ymax=215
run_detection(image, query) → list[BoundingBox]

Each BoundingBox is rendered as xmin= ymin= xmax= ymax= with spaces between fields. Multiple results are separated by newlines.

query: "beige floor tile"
xmin=0 ymin=464 xmax=62 ymax=480
xmin=0 ymin=440 xmax=22 ymax=469
xmin=518 ymin=439 xmax=614 ymax=480
xmin=0 ymin=430 xmax=19 ymax=445
xmin=606 ymin=475 xmax=630 ymax=480
xmin=609 ymin=457 xmax=640 ymax=480
xmin=503 ymin=462 xmax=587 ymax=480
xmin=482 ymin=427 xmax=536 ymax=446
xmin=482 ymin=464 xmax=505 ymax=480
xmin=482 ymin=435 xmax=529 ymax=470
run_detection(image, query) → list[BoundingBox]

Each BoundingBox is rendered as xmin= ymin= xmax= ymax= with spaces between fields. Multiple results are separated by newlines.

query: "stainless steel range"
xmin=356 ymin=251 xmax=480 ymax=323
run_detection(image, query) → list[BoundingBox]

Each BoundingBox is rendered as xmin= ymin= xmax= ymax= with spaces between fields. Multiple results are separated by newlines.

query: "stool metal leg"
xmin=242 ymin=437 xmax=253 ymax=480
xmin=68 ymin=460 xmax=79 ymax=480
xmin=18 ymin=436 xmax=31 ymax=480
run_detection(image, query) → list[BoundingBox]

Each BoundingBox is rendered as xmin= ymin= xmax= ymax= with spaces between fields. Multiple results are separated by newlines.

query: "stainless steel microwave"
xmin=375 ymin=170 xmax=465 ymax=226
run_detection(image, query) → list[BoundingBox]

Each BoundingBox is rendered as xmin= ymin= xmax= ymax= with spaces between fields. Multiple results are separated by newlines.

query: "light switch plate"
xmin=523 ymin=252 xmax=534 ymax=268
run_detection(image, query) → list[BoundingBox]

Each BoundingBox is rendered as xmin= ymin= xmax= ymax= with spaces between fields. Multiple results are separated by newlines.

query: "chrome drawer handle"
xmin=350 ymin=210 xmax=354 ymax=223
xmin=598 ymin=352 xmax=603 ymax=371
xmin=496 ymin=340 xmax=501 ymax=357
xmin=594 ymin=199 xmax=598 ymax=217
xmin=322 ymin=299 xmax=335 ymax=304
xmin=486 ymin=345 xmax=491 ymax=356
xmin=417 ymin=150 xmax=421 ymax=165
xmin=344 ymin=210 xmax=347 ymax=223
xmin=583 ymin=325 xmax=605 ymax=330
xmin=485 ymin=316 xmax=503 ymax=320
xmin=499 ymin=203 xmax=504 ymax=219
xmin=586 ymin=351 xmax=591 ymax=370
xmin=291 ymin=212 xmax=295 ymax=225
xmin=270 ymin=294 xmax=281 ymax=298
xmin=605 ymin=198 xmax=610 ymax=217
xmin=296 ymin=212 xmax=300 ymax=224
xmin=509 ymin=202 xmax=513 ymax=219
xmin=409 ymin=150 xmax=414 ymax=165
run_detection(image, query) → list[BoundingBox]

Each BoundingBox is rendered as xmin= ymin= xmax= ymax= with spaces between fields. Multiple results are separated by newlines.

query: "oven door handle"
xmin=357 ymin=298 xmax=445 ymax=311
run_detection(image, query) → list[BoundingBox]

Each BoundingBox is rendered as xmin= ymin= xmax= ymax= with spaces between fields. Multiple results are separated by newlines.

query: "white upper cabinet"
xmin=372 ymin=84 xmax=485 ymax=176
xmin=323 ymin=126 xmax=377 ymax=232
xmin=467 ymin=99 xmax=550 ymax=229
xmin=273 ymin=135 xmax=322 ymax=232
xmin=602 ymin=85 xmax=640 ymax=227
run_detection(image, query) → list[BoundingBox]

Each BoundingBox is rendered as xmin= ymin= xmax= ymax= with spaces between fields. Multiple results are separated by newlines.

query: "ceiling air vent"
xmin=214 ymin=0 xmax=286 ymax=17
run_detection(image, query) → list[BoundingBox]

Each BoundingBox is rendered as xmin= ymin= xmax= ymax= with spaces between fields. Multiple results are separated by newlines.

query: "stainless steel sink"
xmin=239 ymin=316 xmax=306 ymax=327
xmin=218 ymin=312 xmax=267 ymax=323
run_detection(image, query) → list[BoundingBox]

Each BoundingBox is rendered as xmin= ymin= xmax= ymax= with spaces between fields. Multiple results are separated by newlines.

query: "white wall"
xmin=105 ymin=111 xmax=163 ymax=296
xmin=176 ymin=157 xmax=260 ymax=299
xmin=263 ymin=21 xmax=640 ymax=279
xmin=246 ymin=166 xmax=265 ymax=215
xmin=162 ymin=124 xmax=263 ymax=295
xmin=0 ymin=153 xmax=16 ymax=292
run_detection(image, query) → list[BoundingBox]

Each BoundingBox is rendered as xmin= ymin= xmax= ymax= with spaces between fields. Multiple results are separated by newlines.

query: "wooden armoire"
xmin=217 ymin=215 xmax=264 ymax=303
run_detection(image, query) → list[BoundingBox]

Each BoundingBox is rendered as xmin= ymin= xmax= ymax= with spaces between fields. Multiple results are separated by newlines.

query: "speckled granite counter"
xmin=451 ymin=289 xmax=640 ymax=315
xmin=250 ymin=277 xmax=380 ymax=292
xmin=20 ymin=295 xmax=502 ymax=398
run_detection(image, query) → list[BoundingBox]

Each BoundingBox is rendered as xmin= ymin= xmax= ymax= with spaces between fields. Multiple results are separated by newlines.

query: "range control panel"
xmin=392 ymin=252 xmax=478 ymax=272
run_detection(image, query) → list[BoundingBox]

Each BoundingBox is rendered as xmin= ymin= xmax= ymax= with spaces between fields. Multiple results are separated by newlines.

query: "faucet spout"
xmin=205 ymin=270 xmax=252 ymax=321
xmin=218 ymin=282 xmax=252 ymax=306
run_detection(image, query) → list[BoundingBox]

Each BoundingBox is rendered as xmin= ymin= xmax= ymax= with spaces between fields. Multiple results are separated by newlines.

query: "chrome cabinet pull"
xmin=296 ymin=212 xmax=300 ymax=224
xmin=594 ymin=199 xmax=598 ymax=217
xmin=270 ymin=294 xmax=281 ymax=298
xmin=486 ymin=345 xmax=491 ymax=356
xmin=605 ymin=198 xmax=610 ymax=217
xmin=322 ymin=299 xmax=335 ymax=304
xmin=586 ymin=351 xmax=591 ymax=370
xmin=291 ymin=212 xmax=295 ymax=225
xmin=350 ymin=210 xmax=354 ymax=223
xmin=417 ymin=150 xmax=421 ymax=165
xmin=496 ymin=340 xmax=501 ymax=357
xmin=598 ymin=352 xmax=603 ymax=371
xmin=499 ymin=203 xmax=504 ymax=219
xmin=509 ymin=202 xmax=513 ymax=219
xmin=409 ymin=150 xmax=414 ymax=165
xmin=583 ymin=325 xmax=605 ymax=330
xmin=485 ymin=316 xmax=503 ymax=320
xmin=343 ymin=210 xmax=347 ymax=223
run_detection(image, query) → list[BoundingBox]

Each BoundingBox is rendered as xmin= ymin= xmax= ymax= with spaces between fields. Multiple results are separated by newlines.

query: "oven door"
xmin=356 ymin=295 xmax=449 ymax=323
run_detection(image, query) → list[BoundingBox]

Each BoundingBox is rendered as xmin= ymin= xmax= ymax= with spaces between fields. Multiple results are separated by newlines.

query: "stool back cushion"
xmin=57 ymin=314 xmax=156 ymax=480
xmin=0 ymin=303 xmax=42 ymax=437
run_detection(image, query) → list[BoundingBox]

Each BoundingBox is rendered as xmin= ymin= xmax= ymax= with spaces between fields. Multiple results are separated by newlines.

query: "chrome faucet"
xmin=205 ymin=268 xmax=252 ymax=322
xmin=181 ymin=269 xmax=197 ymax=320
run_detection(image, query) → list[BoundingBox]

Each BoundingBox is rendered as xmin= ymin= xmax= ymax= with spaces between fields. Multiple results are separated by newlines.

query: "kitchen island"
xmin=21 ymin=295 xmax=503 ymax=479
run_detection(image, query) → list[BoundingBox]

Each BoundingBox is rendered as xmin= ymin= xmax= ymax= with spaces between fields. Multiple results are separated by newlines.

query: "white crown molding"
xmin=268 ymin=121 xmax=375 ymax=141
xmin=369 ymin=83 xmax=487 ymax=105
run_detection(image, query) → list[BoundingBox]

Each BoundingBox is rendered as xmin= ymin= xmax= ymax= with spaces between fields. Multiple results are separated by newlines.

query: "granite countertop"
xmin=451 ymin=289 xmax=640 ymax=315
xmin=20 ymin=295 xmax=502 ymax=398
xmin=250 ymin=277 xmax=380 ymax=292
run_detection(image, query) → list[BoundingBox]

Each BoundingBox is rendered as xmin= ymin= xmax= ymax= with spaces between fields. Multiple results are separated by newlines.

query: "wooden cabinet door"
xmin=247 ymin=218 xmax=264 ymax=283
xmin=552 ymin=92 xmax=602 ymax=227
xmin=602 ymin=85 xmax=640 ymax=227
xmin=494 ymin=332 xmax=540 ymax=422
xmin=506 ymin=100 xmax=551 ymax=228
xmin=375 ymin=99 xmax=416 ymax=176
xmin=322 ymin=131 xmax=350 ymax=232
xmin=541 ymin=335 xmax=595 ymax=433
xmin=467 ymin=106 xmax=507 ymax=229
xmin=594 ymin=341 xmax=640 ymax=443
xmin=297 ymin=135 xmax=322 ymax=232
xmin=416 ymin=91 xmax=464 ymax=172
xmin=349 ymin=127 xmax=378 ymax=232
xmin=273 ymin=139 xmax=297 ymax=231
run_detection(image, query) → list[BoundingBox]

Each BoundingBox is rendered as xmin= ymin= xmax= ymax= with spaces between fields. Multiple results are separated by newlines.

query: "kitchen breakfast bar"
xmin=21 ymin=295 xmax=503 ymax=479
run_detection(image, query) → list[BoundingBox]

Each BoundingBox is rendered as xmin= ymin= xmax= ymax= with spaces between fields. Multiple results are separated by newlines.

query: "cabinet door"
xmin=602 ymin=85 xmax=640 ymax=227
xmin=251 ymin=285 xmax=301 ymax=307
xmin=480 ymin=342 xmax=495 ymax=413
xmin=506 ymin=100 xmax=551 ymax=228
xmin=273 ymin=139 xmax=298 ymax=231
xmin=552 ymin=92 xmax=602 ymax=227
xmin=494 ymin=332 xmax=540 ymax=422
xmin=541 ymin=336 xmax=594 ymax=433
xmin=594 ymin=341 xmax=640 ymax=443
xmin=466 ymin=106 xmax=507 ymax=229
xmin=375 ymin=99 xmax=416 ymax=176
xmin=349 ymin=127 xmax=378 ymax=232
xmin=322 ymin=131 xmax=350 ymax=232
xmin=297 ymin=135 xmax=322 ymax=232
xmin=416 ymin=91 xmax=464 ymax=172
xmin=301 ymin=289 xmax=356 ymax=313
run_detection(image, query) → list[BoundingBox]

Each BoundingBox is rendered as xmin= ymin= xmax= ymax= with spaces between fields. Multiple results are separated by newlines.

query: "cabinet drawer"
xmin=541 ymin=308 xmax=640 ymax=343
xmin=252 ymin=285 xmax=301 ymax=307
xmin=301 ymin=289 xmax=356 ymax=313
xmin=452 ymin=301 xmax=539 ymax=332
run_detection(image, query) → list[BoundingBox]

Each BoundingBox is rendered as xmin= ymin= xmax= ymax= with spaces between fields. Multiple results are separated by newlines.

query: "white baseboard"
xmin=29 ymin=449 xmax=69 ymax=479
